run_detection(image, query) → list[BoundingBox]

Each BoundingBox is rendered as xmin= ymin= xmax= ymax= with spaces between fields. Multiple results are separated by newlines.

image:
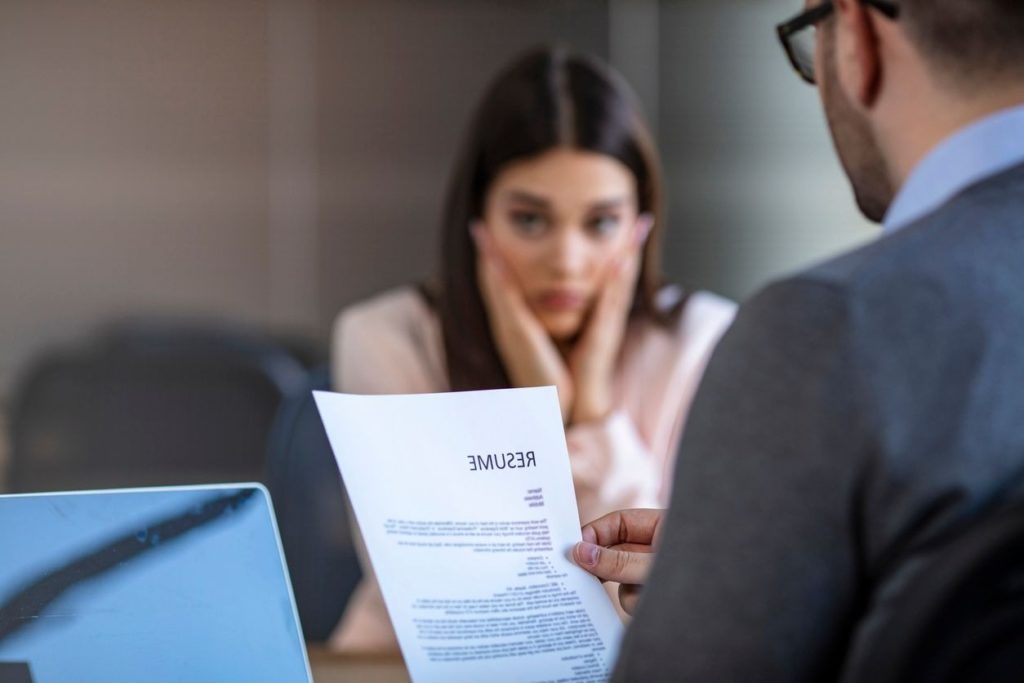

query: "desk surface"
xmin=308 ymin=647 xmax=411 ymax=683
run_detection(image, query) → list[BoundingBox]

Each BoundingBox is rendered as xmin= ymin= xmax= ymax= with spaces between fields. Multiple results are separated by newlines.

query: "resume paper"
xmin=313 ymin=387 xmax=623 ymax=683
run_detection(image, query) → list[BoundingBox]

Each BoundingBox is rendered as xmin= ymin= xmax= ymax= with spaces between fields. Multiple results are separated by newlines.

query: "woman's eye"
xmin=588 ymin=214 xmax=622 ymax=237
xmin=510 ymin=211 xmax=548 ymax=236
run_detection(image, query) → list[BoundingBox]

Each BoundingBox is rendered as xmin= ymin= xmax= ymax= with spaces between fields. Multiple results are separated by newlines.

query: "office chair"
xmin=841 ymin=501 xmax=1024 ymax=683
xmin=7 ymin=319 xmax=310 ymax=492
xmin=265 ymin=367 xmax=362 ymax=642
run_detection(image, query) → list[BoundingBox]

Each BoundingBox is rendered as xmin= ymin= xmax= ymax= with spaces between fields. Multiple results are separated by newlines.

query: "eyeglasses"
xmin=776 ymin=0 xmax=899 ymax=85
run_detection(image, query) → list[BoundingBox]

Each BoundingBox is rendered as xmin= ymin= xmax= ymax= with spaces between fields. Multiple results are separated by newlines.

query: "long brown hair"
xmin=436 ymin=46 xmax=668 ymax=391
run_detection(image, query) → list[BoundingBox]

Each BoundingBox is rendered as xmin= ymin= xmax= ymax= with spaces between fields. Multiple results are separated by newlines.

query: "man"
xmin=572 ymin=0 xmax=1024 ymax=680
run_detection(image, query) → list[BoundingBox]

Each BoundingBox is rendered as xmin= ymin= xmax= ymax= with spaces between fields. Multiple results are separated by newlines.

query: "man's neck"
xmin=882 ymin=83 xmax=1024 ymax=188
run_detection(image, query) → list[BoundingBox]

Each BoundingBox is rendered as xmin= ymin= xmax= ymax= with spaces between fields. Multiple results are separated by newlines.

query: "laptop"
xmin=0 ymin=484 xmax=312 ymax=683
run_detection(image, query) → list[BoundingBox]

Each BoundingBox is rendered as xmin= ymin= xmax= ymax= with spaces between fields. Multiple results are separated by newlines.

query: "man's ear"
xmin=834 ymin=0 xmax=882 ymax=107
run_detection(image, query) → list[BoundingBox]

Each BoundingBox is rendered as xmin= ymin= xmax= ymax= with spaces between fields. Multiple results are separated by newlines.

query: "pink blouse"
xmin=328 ymin=285 xmax=736 ymax=652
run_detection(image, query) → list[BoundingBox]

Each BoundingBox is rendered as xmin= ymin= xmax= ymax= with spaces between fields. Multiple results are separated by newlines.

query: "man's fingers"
xmin=618 ymin=583 xmax=643 ymax=616
xmin=609 ymin=542 xmax=652 ymax=554
xmin=581 ymin=508 xmax=662 ymax=548
xmin=572 ymin=541 xmax=653 ymax=585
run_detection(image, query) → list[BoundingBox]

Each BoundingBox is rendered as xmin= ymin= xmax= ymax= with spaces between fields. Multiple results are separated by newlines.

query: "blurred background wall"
xmin=0 ymin=0 xmax=875 ymax=483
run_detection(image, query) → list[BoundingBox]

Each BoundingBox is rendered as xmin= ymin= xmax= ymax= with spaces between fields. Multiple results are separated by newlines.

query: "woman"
xmin=330 ymin=46 xmax=736 ymax=652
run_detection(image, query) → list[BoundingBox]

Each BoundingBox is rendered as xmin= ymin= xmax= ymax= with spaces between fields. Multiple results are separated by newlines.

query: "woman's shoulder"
xmin=624 ymin=285 xmax=737 ymax=369
xmin=652 ymin=285 xmax=737 ymax=338
xmin=331 ymin=285 xmax=446 ymax=393
xmin=676 ymin=288 xmax=737 ymax=334
xmin=615 ymin=287 xmax=736 ymax=447
xmin=333 ymin=286 xmax=437 ymax=343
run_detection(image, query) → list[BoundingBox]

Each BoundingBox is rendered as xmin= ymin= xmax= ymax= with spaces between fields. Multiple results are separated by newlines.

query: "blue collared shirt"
xmin=884 ymin=104 xmax=1024 ymax=232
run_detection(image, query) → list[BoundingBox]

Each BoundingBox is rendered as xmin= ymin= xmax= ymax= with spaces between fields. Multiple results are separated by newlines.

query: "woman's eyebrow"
xmin=585 ymin=196 xmax=630 ymax=212
xmin=502 ymin=190 xmax=551 ymax=208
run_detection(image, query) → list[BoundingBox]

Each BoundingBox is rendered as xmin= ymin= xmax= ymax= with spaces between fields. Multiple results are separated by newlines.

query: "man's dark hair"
xmin=900 ymin=0 xmax=1024 ymax=85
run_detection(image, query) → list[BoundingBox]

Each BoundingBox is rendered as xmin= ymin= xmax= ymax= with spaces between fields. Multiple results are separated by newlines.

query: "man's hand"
xmin=572 ymin=508 xmax=662 ymax=615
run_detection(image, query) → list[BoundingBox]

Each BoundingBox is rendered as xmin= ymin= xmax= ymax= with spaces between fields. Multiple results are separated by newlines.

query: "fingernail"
xmin=575 ymin=541 xmax=600 ymax=567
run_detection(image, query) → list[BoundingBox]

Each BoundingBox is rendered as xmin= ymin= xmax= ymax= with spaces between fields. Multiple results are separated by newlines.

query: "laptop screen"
xmin=0 ymin=485 xmax=311 ymax=683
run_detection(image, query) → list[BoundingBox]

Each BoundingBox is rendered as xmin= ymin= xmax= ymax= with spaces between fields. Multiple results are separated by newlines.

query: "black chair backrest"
xmin=8 ymin=321 xmax=308 ymax=492
xmin=265 ymin=367 xmax=361 ymax=642
xmin=842 ymin=502 xmax=1024 ymax=683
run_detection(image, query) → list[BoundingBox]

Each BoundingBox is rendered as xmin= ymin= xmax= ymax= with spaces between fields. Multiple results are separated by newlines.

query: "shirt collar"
xmin=883 ymin=103 xmax=1024 ymax=232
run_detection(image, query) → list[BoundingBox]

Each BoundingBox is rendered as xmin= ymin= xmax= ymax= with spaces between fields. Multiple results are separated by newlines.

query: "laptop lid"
xmin=0 ymin=484 xmax=312 ymax=683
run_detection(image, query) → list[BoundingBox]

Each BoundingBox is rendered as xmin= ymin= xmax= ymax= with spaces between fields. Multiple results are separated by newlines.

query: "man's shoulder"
xmin=740 ymin=165 xmax=1024 ymax=374
xmin=804 ymin=161 xmax=1024 ymax=296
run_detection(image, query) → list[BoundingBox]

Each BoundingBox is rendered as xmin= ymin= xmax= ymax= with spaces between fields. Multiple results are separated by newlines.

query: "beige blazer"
xmin=328 ymin=285 xmax=736 ymax=652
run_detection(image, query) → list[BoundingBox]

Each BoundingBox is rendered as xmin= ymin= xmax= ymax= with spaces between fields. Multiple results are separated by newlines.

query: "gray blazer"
xmin=613 ymin=161 xmax=1024 ymax=682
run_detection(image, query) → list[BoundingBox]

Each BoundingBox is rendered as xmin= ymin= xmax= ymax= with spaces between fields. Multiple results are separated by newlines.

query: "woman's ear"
xmin=470 ymin=219 xmax=508 ymax=275
xmin=468 ymin=219 xmax=486 ymax=248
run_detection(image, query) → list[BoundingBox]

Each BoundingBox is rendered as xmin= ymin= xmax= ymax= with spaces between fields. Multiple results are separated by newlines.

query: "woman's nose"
xmin=546 ymin=226 xmax=590 ymax=277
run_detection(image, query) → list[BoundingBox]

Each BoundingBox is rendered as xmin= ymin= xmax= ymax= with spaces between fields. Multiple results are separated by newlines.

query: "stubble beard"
xmin=819 ymin=29 xmax=895 ymax=223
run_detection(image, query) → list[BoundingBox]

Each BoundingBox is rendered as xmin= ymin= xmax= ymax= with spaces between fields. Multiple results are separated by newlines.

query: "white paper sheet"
xmin=314 ymin=386 xmax=623 ymax=683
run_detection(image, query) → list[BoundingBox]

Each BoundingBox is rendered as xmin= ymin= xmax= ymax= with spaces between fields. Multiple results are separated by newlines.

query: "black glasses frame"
xmin=777 ymin=0 xmax=900 ymax=84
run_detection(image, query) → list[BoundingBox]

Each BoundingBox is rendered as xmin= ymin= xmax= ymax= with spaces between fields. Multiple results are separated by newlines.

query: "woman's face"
xmin=482 ymin=147 xmax=641 ymax=341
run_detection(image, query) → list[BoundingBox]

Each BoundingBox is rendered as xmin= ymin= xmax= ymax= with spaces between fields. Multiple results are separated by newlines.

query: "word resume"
xmin=314 ymin=386 xmax=623 ymax=683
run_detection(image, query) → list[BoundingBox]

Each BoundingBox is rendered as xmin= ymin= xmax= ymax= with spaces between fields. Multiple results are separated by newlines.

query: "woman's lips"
xmin=537 ymin=290 xmax=587 ymax=312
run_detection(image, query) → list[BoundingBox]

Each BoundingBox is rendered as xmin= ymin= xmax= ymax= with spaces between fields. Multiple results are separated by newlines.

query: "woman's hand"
xmin=573 ymin=508 xmax=662 ymax=615
xmin=568 ymin=215 xmax=653 ymax=425
xmin=473 ymin=224 xmax=575 ymax=422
